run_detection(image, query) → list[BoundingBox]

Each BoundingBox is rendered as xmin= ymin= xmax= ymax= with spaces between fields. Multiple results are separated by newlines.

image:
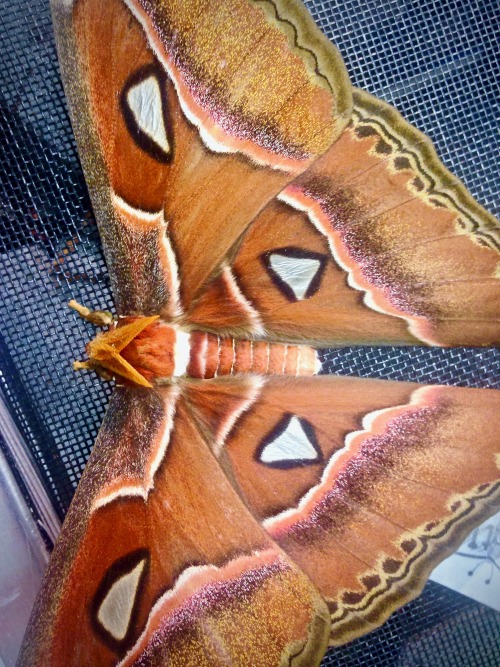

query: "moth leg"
xmin=68 ymin=299 xmax=114 ymax=327
xmin=69 ymin=300 xmax=116 ymax=380
xmin=72 ymin=359 xmax=113 ymax=382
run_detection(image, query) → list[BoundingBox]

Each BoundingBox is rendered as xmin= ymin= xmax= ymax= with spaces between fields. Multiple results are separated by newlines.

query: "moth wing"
xmin=183 ymin=376 xmax=500 ymax=644
xmin=18 ymin=386 xmax=331 ymax=666
xmin=52 ymin=0 xmax=351 ymax=319
xmin=186 ymin=89 xmax=500 ymax=346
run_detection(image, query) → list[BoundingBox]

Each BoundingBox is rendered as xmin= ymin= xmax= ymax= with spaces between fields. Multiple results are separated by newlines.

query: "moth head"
xmin=75 ymin=315 xmax=177 ymax=388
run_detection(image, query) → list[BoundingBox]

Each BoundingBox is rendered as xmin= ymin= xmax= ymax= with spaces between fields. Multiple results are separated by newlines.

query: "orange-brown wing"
xmin=18 ymin=386 xmax=330 ymax=666
xmin=183 ymin=375 xmax=500 ymax=645
xmin=186 ymin=89 xmax=500 ymax=346
xmin=52 ymin=0 xmax=351 ymax=320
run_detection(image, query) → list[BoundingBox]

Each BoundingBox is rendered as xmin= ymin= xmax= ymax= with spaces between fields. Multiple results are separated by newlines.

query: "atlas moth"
xmin=18 ymin=0 xmax=500 ymax=665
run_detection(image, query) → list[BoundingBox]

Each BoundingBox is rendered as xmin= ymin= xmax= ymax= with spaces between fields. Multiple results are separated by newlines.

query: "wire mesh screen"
xmin=0 ymin=0 xmax=498 ymax=665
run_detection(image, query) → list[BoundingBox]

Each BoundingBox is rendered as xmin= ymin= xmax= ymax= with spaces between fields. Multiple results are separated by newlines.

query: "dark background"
xmin=0 ymin=0 xmax=498 ymax=664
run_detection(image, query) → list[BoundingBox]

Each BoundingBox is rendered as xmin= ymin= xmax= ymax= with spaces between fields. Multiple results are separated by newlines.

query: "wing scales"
xmin=189 ymin=376 xmax=500 ymax=645
xmin=190 ymin=90 xmax=499 ymax=346
xmin=18 ymin=387 xmax=331 ymax=665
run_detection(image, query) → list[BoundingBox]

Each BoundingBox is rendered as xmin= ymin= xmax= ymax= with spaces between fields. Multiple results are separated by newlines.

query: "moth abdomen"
xmin=186 ymin=331 xmax=320 ymax=379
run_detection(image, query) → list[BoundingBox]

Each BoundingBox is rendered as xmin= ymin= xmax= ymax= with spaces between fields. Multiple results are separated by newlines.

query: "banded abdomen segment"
xmin=187 ymin=332 xmax=319 ymax=379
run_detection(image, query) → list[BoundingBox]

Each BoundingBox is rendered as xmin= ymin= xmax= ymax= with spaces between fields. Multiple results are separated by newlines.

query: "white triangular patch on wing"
xmin=126 ymin=75 xmax=170 ymax=154
xmin=269 ymin=254 xmax=321 ymax=300
xmin=260 ymin=416 xmax=318 ymax=464
xmin=97 ymin=558 xmax=146 ymax=641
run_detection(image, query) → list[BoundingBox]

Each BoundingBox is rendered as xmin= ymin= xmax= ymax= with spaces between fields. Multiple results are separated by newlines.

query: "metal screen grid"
xmin=0 ymin=0 xmax=498 ymax=664
xmin=1 ymin=0 xmax=114 ymax=515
